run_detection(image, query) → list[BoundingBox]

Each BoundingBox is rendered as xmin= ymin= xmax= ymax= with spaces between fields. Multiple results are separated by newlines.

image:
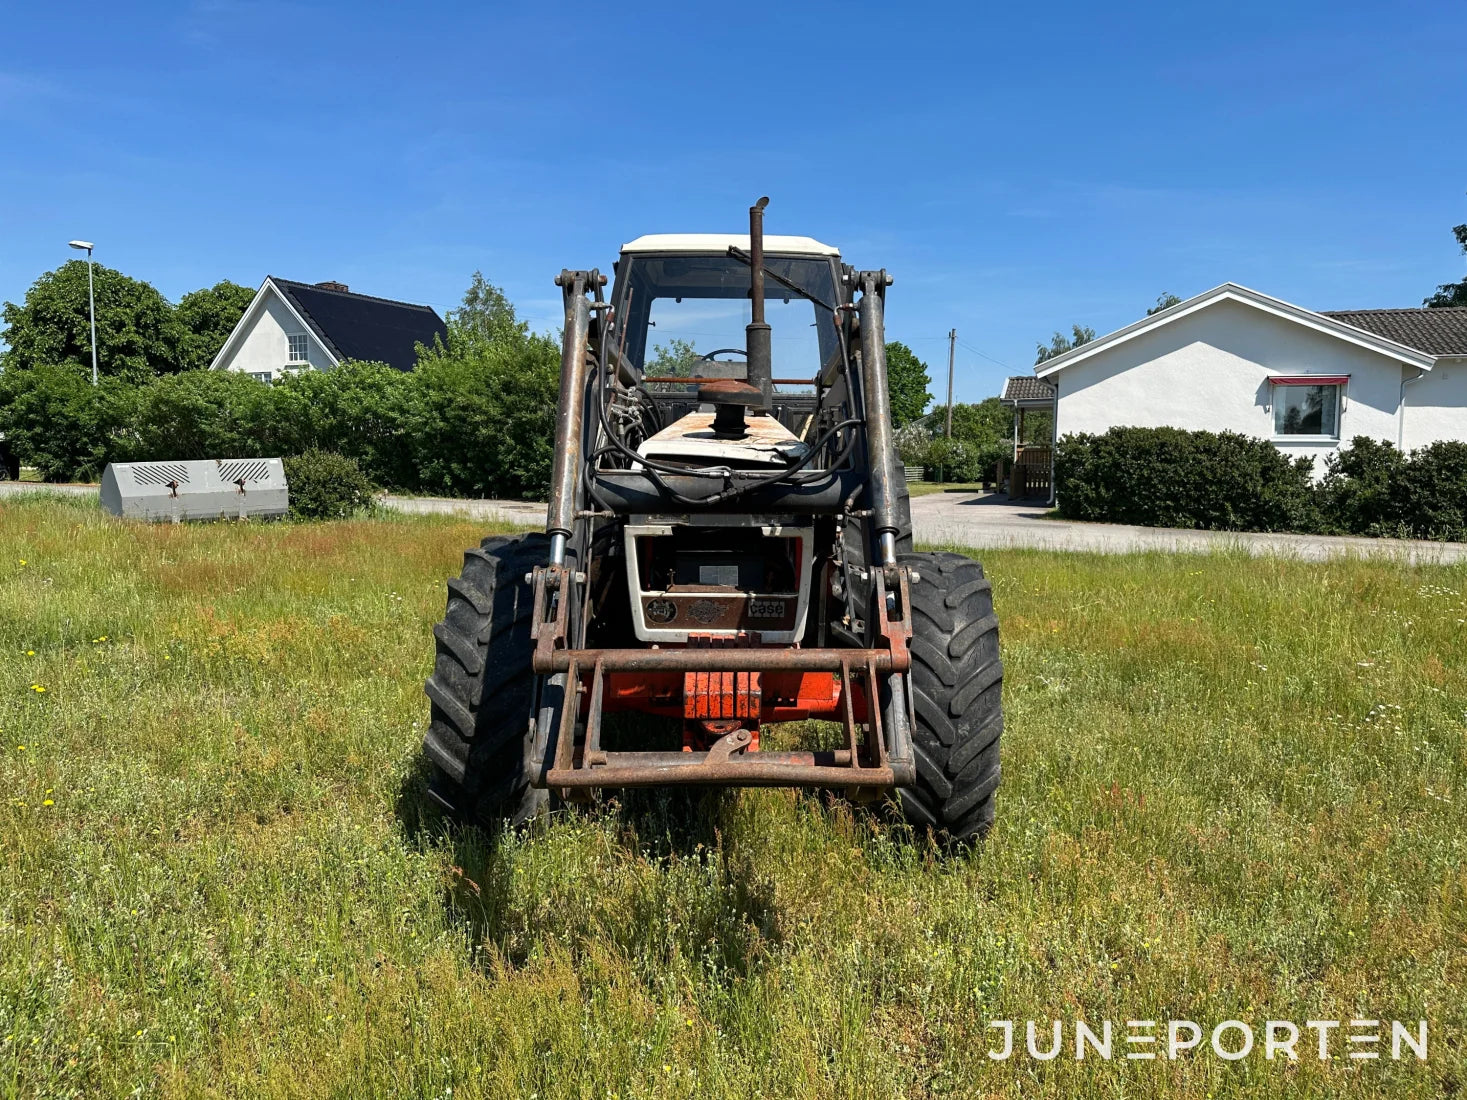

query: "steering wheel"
xmin=699 ymin=348 xmax=747 ymax=362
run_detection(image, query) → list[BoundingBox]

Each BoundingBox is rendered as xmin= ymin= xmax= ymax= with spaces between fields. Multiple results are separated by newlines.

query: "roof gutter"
xmin=1399 ymin=364 xmax=1428 ymax=449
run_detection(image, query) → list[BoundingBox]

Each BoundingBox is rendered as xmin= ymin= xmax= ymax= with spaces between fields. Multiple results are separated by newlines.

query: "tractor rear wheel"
xmin=422 ymin=532 xmax=552 ymax=827
xmin=897 ymin=550 xmax=1003 ymax=843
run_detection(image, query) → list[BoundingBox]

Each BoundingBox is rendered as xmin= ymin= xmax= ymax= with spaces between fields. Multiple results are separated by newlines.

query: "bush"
xmin=0 ymin=363 xmax=136 ymax=481
xmin=123 ymin=368 xmax=278 ymax=461
xmin=283 ymin=450 xmax=378 ymax=520
xmin=1055 ymin=426 xmax=1318 ymax=531
xmin=912 ymin=436 xmax=1004 ymax=483
xmin=410 ymin=334 xmax=559 ymax=499
xmin=1317 ymin=436 xmax=1405 ymax=535
xmin=271 ymin=360 xmax=418 ymax=489
xmin=1394 ymin=441 xmax=1467 ymax=540
xmin=1320 ymin=437 xmax=1467 ymax=541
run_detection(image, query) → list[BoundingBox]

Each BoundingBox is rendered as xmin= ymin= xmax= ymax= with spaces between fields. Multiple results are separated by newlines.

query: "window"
xmin=617 ymin=253 xmax=839 ymax=384
xmin=287 ymin=333 xmax=309 ymax=363
xmin=248 ymin=371 xmax=273 ymax=385
xmin=1272 ymin=380 xmax=1343 ymax=438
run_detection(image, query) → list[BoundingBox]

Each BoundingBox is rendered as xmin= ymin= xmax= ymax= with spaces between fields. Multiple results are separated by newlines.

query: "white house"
xmin=1002 ymin=284 xmax=1467 ymax=494
xmin=211 ymin=277 xmax=447 ymax=381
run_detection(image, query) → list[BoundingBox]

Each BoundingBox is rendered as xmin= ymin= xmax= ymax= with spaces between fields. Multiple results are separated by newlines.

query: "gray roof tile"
xmin=1321 ymin=307 xmax=1467 ymax=356
xmin=1001 ymin=376 xmax=1056 ymax=403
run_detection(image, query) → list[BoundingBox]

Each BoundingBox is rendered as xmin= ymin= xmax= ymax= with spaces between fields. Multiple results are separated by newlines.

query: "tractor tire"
xmin=897 ymin=550 xmax=1003 ymax=843
xmin=422 ymin=532 xmax=552 ymax=827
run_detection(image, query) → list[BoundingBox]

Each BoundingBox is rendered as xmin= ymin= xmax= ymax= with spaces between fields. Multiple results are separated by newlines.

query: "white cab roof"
xmin=621 ymin=234 xmax=840 ymax=257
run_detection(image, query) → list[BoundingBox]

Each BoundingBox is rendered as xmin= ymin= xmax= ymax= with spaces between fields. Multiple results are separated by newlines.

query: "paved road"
xmin=5 ymin=481 xmax=1463 ymax=563
xmin=0 ymin=481 xmax=94 ymax=498
xmin=379 ymin=493 xmax=548 ymax=526
xmin=909 ymin=490 xmax=1467 ymax=564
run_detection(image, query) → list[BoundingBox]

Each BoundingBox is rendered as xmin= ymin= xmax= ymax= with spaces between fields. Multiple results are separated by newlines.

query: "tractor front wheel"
xmin=897 ymin=550 xmax=1003 ymax=843
xmin=422 ymin=532 xmax=553 ymax=827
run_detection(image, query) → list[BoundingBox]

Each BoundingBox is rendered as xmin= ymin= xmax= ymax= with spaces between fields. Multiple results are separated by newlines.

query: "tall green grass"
xmin=0 ymin=495 xmax=1462 ymax=1098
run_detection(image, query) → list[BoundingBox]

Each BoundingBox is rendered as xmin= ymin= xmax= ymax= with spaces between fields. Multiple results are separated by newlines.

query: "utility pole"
xmin=944 ymin=328 xmax=956 ymax=438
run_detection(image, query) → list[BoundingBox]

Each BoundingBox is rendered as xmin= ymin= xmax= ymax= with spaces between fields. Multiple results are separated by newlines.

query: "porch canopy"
xmin=999 ymin=376 xmax=1057 ymax=500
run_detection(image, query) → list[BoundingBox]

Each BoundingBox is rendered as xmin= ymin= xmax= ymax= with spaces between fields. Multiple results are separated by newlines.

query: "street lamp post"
xmin=68 ymin=240 xmax=98 ymax=385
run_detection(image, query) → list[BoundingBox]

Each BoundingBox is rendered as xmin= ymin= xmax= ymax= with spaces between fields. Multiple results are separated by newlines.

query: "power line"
xmin=905 ymin=334 xmax=1017 ymax=372
xmin=956 ymin=339 xmax=1016 ymax=372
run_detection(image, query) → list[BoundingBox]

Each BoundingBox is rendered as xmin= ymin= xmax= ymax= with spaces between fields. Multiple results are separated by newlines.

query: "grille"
xmin=217 ymin=460 xmax=271 ymax=484
xmin=131 ymin=464 xmax=190 ymax=486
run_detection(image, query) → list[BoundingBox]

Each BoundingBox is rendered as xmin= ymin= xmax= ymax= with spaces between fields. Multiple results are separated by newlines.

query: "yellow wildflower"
xmin=30 ymin=684 xmax=46 ymax=693
xmin=42 ymin=800 xmax=53 ymax=807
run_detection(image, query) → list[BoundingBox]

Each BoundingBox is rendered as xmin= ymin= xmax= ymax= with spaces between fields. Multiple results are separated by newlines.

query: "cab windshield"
xmin=614 ymin=253 xmax=840 ymax=383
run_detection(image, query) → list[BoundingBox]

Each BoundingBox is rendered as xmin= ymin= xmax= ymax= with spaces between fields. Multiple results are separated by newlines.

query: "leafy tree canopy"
xmin=1 ymin=260 xmax=186 ymax=382
xmin=1424 ymin=220 xmax=1467 ymax=307
xmin=884 ymin=341 xmax=933 ymax=427
xmin=645 ymin=337 xmax=700 ymax=378
xmin=1035 ymin=324 xmax=1095 ymax=365
xmin=1147 ymin=292 xmax=1182 ymax=315
xmin=446 ymin=272 xmax=529 ymax=352
xmin=175 ymin=280 xmax=257 ymax=370
xmin=928 ymin=397 xmax=1011 ymax=448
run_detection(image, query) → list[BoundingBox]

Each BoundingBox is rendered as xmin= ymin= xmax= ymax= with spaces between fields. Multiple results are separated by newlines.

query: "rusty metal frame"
xmin=528 ymin=553 xmax=918 ymax=792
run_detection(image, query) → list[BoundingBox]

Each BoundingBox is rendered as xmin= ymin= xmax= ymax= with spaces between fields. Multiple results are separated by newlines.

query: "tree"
xmin=412 ymin=272 xmax=560 ymax=499
xmin=645 ymin=337 xmax=700 ymax=378
xmin=1035 ymin=324 xmax=1095 ymax=365
xmin=928 ymin=397 xmax=1010 ymax=448
xmin=0 ymin=260 xmax=186 ymax=382
xmin=0 ymin=363 xmax=135 ymax=481
xmin=446 ymin=272 xmax=529 ymax=352
xmin=1424 ymin=219 xmax=1467 ymax=307
xmin=909 ymin=398 xmax=1015 ymax=481
xmin=175 ymin=280 xmax=257 ymax=369
xmin=1147 ymin=292 xmax=1182 ymax=315
xmin=884 ymin=341 xmax=933 ymax=427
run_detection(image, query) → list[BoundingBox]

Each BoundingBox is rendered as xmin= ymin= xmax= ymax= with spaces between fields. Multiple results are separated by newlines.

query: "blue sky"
xmin=2 ymin=1 xmax=1464 ymax=402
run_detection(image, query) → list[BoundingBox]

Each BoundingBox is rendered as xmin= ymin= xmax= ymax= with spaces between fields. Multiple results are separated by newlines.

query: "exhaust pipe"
xmin=745 ymin=196 xmax=773 ymax=411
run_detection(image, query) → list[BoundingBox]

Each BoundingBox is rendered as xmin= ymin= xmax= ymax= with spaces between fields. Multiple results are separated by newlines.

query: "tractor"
xmin=422 ymin=199 xmax=1003 ymax=842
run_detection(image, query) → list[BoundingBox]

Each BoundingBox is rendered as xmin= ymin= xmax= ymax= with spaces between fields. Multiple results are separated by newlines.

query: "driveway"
xmin=5 ymin=481 xmax=1463 ymax=564
xmin=910 ymin=490 xmax=1467 ymax=564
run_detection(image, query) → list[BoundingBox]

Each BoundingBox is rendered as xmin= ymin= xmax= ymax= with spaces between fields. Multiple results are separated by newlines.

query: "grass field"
xmin=1 ymin=493 xmax=1463 ymax=1098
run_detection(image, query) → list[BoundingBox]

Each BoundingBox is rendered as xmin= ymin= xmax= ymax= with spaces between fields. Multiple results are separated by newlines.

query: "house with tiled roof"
xmin=210 ymin=277 xmax=448 ymax=381
xmin=1005 ymin=284 xmax=1467 ymax=498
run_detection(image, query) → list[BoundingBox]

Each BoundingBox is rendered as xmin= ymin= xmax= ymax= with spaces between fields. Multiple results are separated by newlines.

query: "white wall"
xmin=218 ymin=289 xmax=333 ymax=379
xmin=1402 ymin=357 xmax=1467 ymax=450
xmin=1052 ymin=298 xmax=1411 ymax=474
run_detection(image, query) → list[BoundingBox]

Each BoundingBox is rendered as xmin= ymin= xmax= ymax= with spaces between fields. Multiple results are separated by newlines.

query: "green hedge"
xmin=1055 ymin=427 xmax=1317 ymax=531
xmin=1319 ymin=438 xmax=1467 ymax=540
xmin=1055 ymin=427 xmax=1467 ymax=541
xmin=0 ymin=339 xmax=560 ymax=499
